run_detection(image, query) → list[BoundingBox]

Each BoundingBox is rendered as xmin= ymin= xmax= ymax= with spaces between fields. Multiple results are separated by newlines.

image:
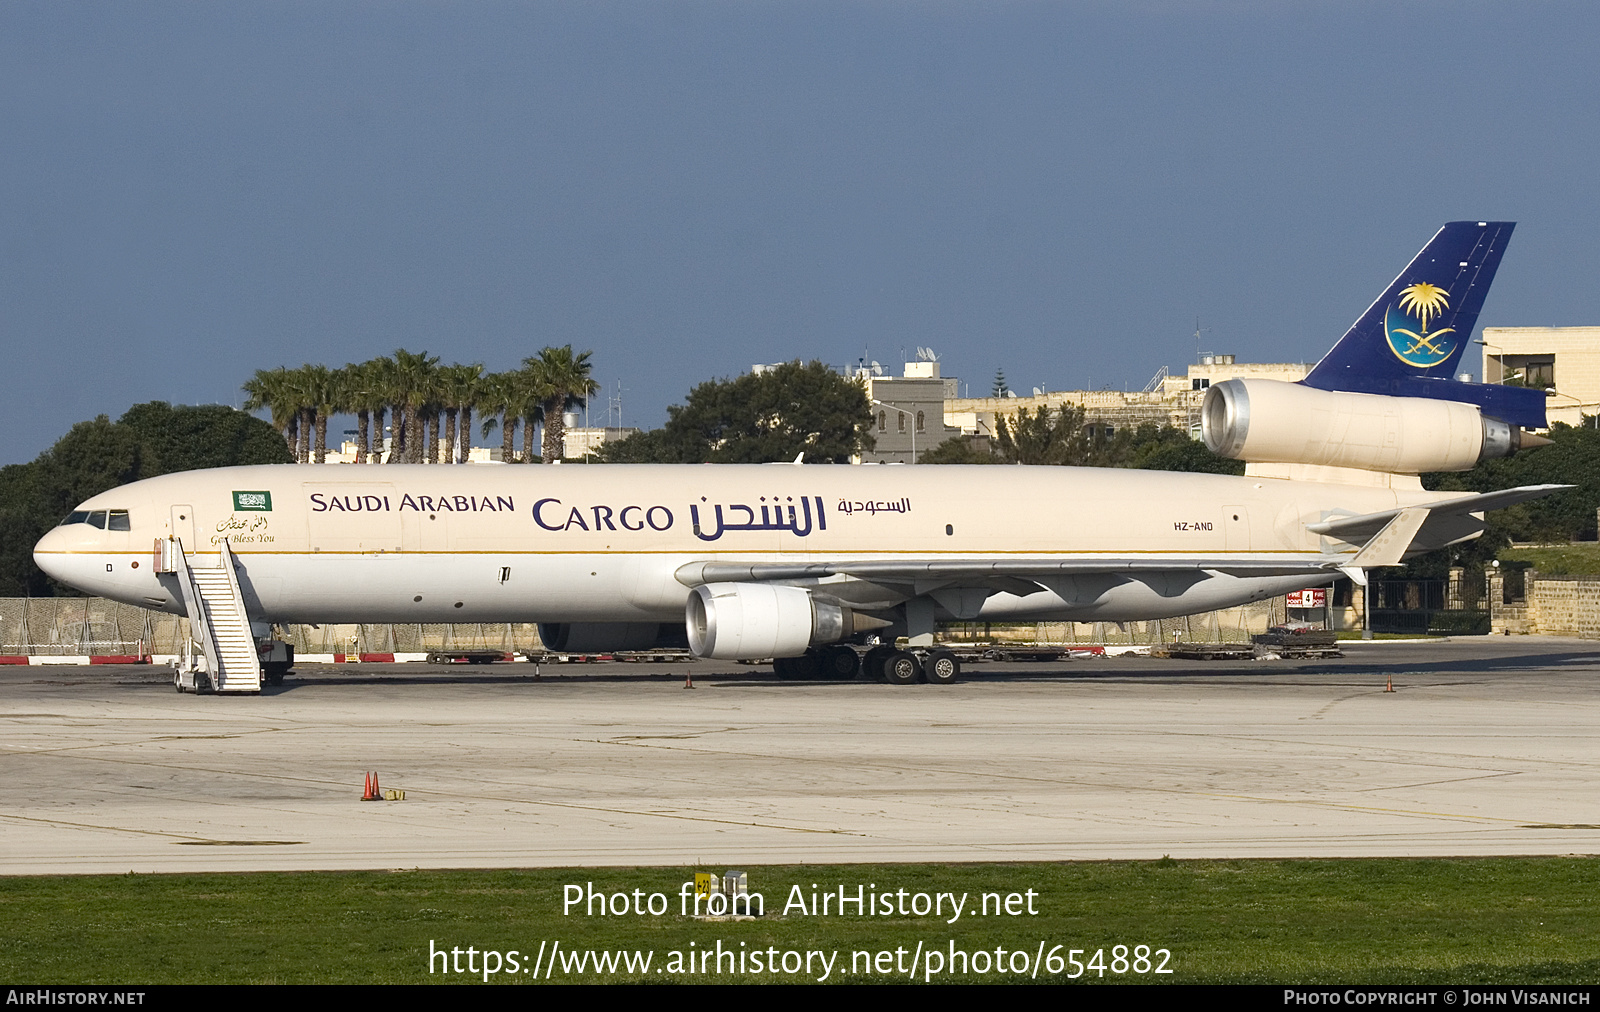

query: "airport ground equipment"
xmin=980 ymin=646 xmax=1070 ymax=662
xmin=424 ymin=649 xmax=511 ymax=664
xmin=1163 ymin=642 xmax=1257 ymax=661
xmin=257 ymin=639 xmax=293 ymax=684
xmin=1252 ymin=627 xmax=1342 ymax=659
xmin=161 ymin=537 xmax=262 ymax=693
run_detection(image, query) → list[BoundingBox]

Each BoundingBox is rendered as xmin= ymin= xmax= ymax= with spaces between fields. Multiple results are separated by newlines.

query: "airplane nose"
xmin=33 ymin=527 xmax=70 ymax=583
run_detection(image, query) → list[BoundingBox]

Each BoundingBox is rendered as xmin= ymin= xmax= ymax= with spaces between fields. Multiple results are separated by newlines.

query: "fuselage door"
xmin=171 ymin=504 xmax=195 ymax=552
xmin=1223 ymin=505 xmax=1251 ymax=552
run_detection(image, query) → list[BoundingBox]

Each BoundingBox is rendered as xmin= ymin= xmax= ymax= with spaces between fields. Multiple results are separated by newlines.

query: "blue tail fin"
xmin=1302 ymin=221 xmax=1545 ymax=428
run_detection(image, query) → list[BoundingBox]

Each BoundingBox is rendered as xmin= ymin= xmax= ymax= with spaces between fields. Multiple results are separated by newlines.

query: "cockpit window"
xmin=57 ymin=509 xmax=130 ymax=530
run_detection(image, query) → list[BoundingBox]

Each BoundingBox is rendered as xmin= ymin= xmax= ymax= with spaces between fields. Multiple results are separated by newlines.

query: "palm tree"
xmin=345 ymin=358 xmax=391 ymax=464
xmin=477 ymin=370 xmax=524 ymax=463
xmin=388 ymin=349 xmax=440 ymax=464
xmin=303 ymin=364 xmax=344 ymax=464
xmin=242 ymin=367 xmax=299 ymax=455
xmin=276 ymin=364 xmax=319 ymax=463
xmin=439 ymin=362 xmax=484 ymax=464
xmin=519 ymin=362 xmax=545 ymax=464
xmin=367 ymin=355 xmax=401 ymax=462
xmin=527 ymin=346 xmax=599 ymax=463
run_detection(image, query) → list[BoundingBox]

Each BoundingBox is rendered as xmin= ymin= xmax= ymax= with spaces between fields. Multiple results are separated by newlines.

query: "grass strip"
xmin=2 ymin=857 xmax=1598 ymax=984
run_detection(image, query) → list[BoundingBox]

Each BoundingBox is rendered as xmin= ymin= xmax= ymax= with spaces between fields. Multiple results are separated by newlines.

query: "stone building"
xmin=1480 ymin=326 xmax=1600 ymax=428
xmin=859 ymin=359 xmax=963 ymax=463
xmin=943 ymin=356 xmax=1311 ymax=441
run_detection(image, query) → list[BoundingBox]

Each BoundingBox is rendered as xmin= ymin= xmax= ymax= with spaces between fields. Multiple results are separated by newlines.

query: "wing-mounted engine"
xmin=686 ymin=582 xmax=883 ymax=660
xmin=1201 ymin=379 xmax=1536 ymax=475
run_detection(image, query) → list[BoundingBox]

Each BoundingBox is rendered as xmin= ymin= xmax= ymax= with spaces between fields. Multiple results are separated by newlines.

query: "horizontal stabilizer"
xmin=1307 ymin=484 xmax=1572 ymax=544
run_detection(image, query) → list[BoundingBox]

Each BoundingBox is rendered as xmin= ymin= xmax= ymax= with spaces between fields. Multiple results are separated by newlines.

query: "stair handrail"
xmin=169 ymin=537 xmax=223 ymax=684
xmin=216 ymin=537 xmax=263 ymax=689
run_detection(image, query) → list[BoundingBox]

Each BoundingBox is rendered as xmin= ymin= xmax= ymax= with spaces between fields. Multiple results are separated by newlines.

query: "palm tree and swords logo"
xmin=1384 ymin=281 xmax=1457 ymax=368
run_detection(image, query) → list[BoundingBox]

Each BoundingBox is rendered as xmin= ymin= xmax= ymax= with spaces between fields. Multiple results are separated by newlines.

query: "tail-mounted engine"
xmin=1202 ymin=379 xmax=1533 ymax=474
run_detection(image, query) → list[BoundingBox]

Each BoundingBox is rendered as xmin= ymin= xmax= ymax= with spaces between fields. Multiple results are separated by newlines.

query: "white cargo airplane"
xmin=34 ymin=222 xmax=1565 ymax=691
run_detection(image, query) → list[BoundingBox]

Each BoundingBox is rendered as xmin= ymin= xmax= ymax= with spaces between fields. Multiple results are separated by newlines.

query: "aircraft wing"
xmin=680 ymin=483 xmax=1572 ymax=596
xmin=684 ymin=556 xmax=1334 ymax=585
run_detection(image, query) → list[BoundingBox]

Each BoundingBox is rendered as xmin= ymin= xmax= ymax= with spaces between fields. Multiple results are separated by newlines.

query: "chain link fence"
xmin=2 ymin=594 xmax=1300 ymax=657
xmin=0 ymin=598 xmax=546 ymax=656
xmin=951 ymin=596 xmax=1293 ymax=647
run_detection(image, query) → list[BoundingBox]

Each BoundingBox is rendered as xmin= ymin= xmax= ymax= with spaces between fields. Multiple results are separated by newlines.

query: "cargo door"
xmin=303 ymin=484 xmax=401 ymax=553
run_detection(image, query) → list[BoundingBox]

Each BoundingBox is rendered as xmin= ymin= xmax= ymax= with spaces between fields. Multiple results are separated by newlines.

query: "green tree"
xmin=389 ymin=349 xmax=441 ymax=464
xmin=119 ymin=402 xmax=296 ymax=474
xmin=918 ymin=435 xmax=1003 ymax=464
xmin=241 ymin=367 xmax=299 ymax=456
xmin=0 ymin=405 xmax=291 ymax=596
xmin=995 ymin=404 xmax=1088 ymax=465
xmin=1123 ymin=423 xmax=1245 ymax=474
xmin=1399 ymin=423 xmax=1598 ymax=585
xmin=526 ymin=346 xmax=599 ymax=463
xmin=601 ymin=361 xmax=874 ymax=464
xmin=438 ymin=363 xmax=485 ymax=464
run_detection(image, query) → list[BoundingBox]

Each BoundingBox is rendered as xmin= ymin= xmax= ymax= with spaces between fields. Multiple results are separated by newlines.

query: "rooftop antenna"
xmin=608 ymin=379 xmax=624 ymax=430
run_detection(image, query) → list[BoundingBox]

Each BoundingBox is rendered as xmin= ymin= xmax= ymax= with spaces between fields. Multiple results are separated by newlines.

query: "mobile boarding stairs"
xmin=155 ymin=537 xmax=289 ymax=694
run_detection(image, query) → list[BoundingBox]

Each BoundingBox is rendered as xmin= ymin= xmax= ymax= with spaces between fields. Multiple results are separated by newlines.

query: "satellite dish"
xmin=1032 ymin=387 xmax=1043 ymax=396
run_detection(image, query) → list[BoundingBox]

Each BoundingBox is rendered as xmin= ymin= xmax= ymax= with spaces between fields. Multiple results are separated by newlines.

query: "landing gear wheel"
xmin=822 ymin=646 xmax=860 ymax=680
xmin=862 ymin=646 xmax=896 ymax=683
xmin=883 ymin=650 xmax=922 ymax=686
xmin=924 ymin=649 xmax=960 ymax=685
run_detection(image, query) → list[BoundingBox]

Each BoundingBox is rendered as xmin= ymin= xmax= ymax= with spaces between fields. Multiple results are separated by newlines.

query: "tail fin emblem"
xmin=1386 ymin=282 xmax=1456 ymax=367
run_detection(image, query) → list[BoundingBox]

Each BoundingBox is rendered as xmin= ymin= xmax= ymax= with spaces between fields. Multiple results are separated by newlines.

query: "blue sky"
xmin=4 ymin=1 xmax=1598 ymax=462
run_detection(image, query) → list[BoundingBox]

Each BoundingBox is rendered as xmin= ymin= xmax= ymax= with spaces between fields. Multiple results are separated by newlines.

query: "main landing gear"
xmin=778 ymin=645 xmax=961 ymax=685
xmin=867 ymin=647 xmax=961 ymax=685
xmin=772 ymin=644 xmax=861 ymax=680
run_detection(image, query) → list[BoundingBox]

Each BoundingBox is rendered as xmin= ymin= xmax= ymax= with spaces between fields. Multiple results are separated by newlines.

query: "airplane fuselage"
xmin=33 ymin=462 xmax=1448 ymax=627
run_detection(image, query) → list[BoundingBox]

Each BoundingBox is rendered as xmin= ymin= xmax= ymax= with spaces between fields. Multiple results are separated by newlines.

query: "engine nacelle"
xmin=686 ymin=583 xmax=857 ymax=660
xmin=1201 ymin=379 xmax=1526 ymax=474
xmin=537 ymin=622 xmax=688 ymax=653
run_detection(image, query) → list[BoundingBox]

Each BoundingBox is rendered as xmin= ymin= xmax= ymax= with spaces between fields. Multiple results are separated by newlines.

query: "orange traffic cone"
xmin=362 ymin=771 xmax=382 ymax=801
xmin=1385 ymin=676 xmax=1394 ymax=693
xmin=684 ymin=670 xmax=694 ymax=689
